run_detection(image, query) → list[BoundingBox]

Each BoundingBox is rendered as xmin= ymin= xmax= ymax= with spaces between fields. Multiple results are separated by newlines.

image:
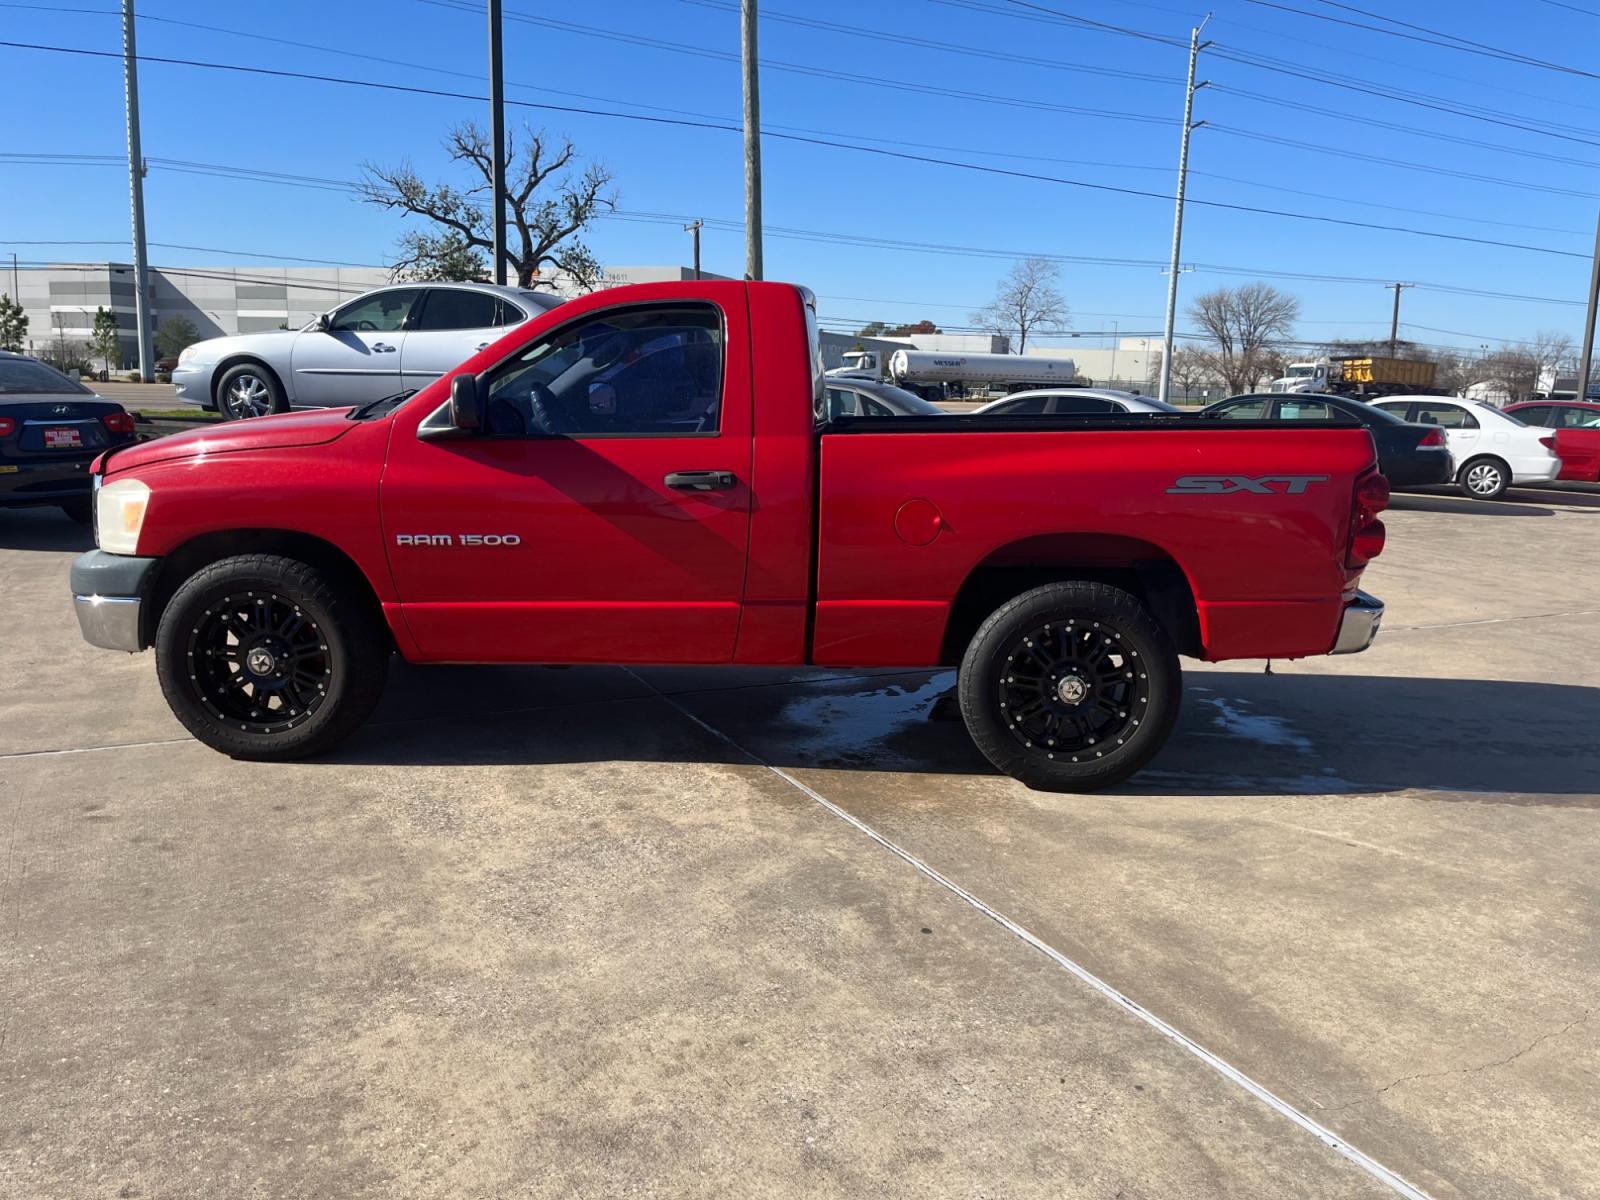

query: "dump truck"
xmin=1269 ymin=356 xmax=1439 ymax=398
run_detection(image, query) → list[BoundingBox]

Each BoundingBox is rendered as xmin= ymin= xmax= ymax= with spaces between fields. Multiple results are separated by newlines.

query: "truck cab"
xmin=70 ymin=280 xmax=1387 ymax=792
xmin=1269 ymin=362 xmax=1329 ymax=394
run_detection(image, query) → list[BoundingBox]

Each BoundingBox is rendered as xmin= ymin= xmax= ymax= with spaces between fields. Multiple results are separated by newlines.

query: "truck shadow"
xmin=0 ymin=508 xmax=95 ymax=553
xmin=339 ymin=663 xmax=1600 ymax=803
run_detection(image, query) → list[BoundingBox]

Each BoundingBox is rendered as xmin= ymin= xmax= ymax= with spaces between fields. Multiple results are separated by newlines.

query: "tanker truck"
xmin=827 ymin=348 xmax=1081 ymax=400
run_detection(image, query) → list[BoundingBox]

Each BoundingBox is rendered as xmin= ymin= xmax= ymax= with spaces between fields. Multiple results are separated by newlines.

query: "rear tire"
xmin=155 ymin=554 xmax=388 ymax=760
xmin=216 ymin=362 xmax=287 ymax=420
xmin=957 ymin=582 xmax=1181 ymax=792
xmin=1458 ymin=455 xmax=1510 ymax=500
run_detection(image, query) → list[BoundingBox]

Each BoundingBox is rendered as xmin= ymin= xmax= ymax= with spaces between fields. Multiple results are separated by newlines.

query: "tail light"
xmin=1347 ymin=470 xmax=1389 ymax=568
xmin=0 ymin=416 xmax=15 ymax=437
xmin=1418 ymin=427 xmax=1445 ymax=447
xmin=102 ymin=411 xmax=136 ymax=435
xmin=1539 ymin=435 xmax=1558 ymax=451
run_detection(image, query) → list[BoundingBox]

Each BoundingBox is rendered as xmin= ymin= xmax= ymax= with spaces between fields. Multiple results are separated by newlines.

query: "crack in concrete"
xmin=1323 ymin=1009 xmax=1595 ymax=1113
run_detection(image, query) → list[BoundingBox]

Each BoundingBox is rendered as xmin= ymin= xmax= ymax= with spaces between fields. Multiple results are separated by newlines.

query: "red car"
xmin=67 ymin=281 xmax=1388 ymax=792
xmin=1504 ymin=400 xmax=1600 ymax=482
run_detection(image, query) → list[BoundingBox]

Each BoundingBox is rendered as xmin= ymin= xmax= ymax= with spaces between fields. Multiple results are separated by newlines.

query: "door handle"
xmin=373 ymin=342 xmax=396 ymax=352
xmin=475 ymin=342 xmax=490 ymax=352
xmin=664 ymin=470 xmax=736 ymax=491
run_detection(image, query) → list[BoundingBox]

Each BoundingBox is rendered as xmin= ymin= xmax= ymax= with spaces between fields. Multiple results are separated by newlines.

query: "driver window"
xmin=484 ymin=304 xmax=724 ymax=437
xmin=329 ymin=289 xmax=421 ymax=333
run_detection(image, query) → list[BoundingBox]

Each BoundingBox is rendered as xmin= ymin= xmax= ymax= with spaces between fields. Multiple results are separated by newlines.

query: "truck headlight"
xmin=96 ymin=478 xmax=150 ymax=555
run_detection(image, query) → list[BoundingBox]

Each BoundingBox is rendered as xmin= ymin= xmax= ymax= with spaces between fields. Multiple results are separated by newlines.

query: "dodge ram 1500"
xmin=71 ymin=281 xmax=1387 ymax=790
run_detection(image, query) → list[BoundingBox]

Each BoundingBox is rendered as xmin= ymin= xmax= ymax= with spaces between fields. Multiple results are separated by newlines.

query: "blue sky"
xmin=2 ymin=0 xmax=1596 ymax=356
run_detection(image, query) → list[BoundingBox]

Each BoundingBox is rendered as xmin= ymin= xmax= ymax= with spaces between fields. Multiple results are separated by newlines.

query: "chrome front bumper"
xmin=1331 ymin=590 xmax=1384 ymax=655
xmin=73 ymin=593 xmax=144 ymax=651
xmin=70 ymin=550 xmax=160 ymax=652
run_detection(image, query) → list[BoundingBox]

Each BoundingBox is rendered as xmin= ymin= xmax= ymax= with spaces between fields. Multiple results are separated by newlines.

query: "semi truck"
xmin=70 ymin=279 xmax=1388 ymax=792
xmin=828 ymin=348 xmax=1078 ymax=399
xmin=1269 ymin=356 xmax=1439 ymax=398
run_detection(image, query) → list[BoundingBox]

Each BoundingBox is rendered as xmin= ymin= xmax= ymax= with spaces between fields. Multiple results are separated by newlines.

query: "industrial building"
xmin=3 ymin=261 xmax=717 ymax=369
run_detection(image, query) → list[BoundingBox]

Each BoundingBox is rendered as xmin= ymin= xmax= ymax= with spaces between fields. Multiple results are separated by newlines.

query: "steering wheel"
xmin=525 ymin=381 xmax=569 ymax=434
xmin=355 ymin=319 xmax=378 ymax=331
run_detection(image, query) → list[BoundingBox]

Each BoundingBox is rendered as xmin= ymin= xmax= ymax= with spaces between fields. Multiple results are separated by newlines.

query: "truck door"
xmin=380 ymin=297 xmax=754 ymax=664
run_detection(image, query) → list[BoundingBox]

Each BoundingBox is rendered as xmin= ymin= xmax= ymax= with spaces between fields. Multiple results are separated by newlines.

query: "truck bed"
xmin=814 ymin=415 xmax=1379 ymax=666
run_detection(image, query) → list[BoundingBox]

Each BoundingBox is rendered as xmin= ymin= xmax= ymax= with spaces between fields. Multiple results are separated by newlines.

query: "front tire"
xmin=216 ymin=362 xmax=287 ymax=420
xmin=155 ymin=554 xmax=388 ymax=760
xmin=958 ymin=582 xmax=1181 ymax=791
xmin=1458 ymin=455 xmax=1510 ymax=500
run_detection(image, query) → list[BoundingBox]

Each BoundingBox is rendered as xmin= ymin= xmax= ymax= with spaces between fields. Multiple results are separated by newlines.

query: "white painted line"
xmin=628 ymin=669 xmax=1435 ymax=1200
xmin=0 ymin=736 xmax=193 ymax=760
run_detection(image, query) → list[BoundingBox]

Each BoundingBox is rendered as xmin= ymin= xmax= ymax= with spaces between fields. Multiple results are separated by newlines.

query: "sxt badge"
xmin=1167 ymin=475 xmax=1329 ymax=495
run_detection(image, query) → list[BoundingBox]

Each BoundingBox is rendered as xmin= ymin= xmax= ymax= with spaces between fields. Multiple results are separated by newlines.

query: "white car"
xmin=970 ymin=388 xmax=1183 ymax=416
xmin=1372 ymin=396 xmax=1560 ymax=500
xmin=171 ymin=282 xmax=563 ymax=420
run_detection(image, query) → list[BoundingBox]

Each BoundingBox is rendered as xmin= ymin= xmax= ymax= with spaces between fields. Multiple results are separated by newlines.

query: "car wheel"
xmin=957 ymin=581 xmax=1181 ymax=792
xmin=154 ymin=554 xmax=389 ymax=761
xmin=1458 ymin=456 xmax=1510 ymax=500
xmin=216 ymin=363 xmax=287 ymax=420
xmin=59 ymin=498 xmax=93 ymax=524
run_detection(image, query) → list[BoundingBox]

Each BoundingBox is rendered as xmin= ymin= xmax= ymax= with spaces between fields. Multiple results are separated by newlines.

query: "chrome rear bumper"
xmin=1331 ymin=590 xmax=1384 ymax=655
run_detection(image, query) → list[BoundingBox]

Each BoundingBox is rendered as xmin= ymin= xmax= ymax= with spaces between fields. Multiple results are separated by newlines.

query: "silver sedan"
xmin=172 ymin=282 xmax=563 ymax=420
xmin=971 ymin=388 xmax=1183 ymax=416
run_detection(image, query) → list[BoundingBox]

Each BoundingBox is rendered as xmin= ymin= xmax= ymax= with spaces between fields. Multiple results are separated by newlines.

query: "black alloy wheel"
xmin=155 ymin=554 xmax=389 ymax=760
xmin=187 ymin=591 xmax=332 ymax=733
xmin=959 ymin=582 xmax=1181 ymax=791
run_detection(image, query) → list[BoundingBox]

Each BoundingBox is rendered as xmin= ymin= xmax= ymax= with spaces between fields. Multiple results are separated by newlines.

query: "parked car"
xmin=154 ymin=355 xmax=179 ymax=373
xmin=1200 ymin=392 xmax=1452 ymax=488
xmin=70 ymin=280 xmax=1389 ymax=793
xmin=971 ymin=388 xmax=1182 ymax=416
xmin=1503 ymin=399 xmax=1600 ymax=482
xmin=171 ymin=282 xmax=564 ymax=420
xmin=1371 ymin=396 xmax=1560 ymax=500
xmin=823 ymin=377 xmax=950 ymax=419
xmin=0 ymin=351 xmax=138 ymax=522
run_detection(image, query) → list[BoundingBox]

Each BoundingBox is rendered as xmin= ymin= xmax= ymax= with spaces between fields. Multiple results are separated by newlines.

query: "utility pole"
xmin=1385 ymin=282 xmax=1413 ymax=358
xmin=488 ymin=0 xmax=507 ymax=285
xmin=122 ymin=0 xmax=153 ymax=382
xmin=684 ymin=219 xmax=703 ymax=280
xmin=1576 ymin=205 xmax=1600 ymax=404
xmin=1157 ymin=15 xmax=1210 ymax=407
xmin=741 ymin=0 xmax=764 ymax=281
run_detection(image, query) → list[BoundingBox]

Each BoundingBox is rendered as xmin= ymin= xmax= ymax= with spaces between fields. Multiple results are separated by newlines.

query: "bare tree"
xmin=971 ymin=257 xmax=1069 ymax=354
xmin=361 ymin=122 xmax=617 ymax=290
xmin=1530 ymin=329 xmax=1575 ymax=395
xmin=1481 ymin=346 xmax=1540 ymax=403
xmin=1168 ymin=345 xmax=1216 ymax=397
xmin=1188 ymin=283 xmax=1300 ymax=394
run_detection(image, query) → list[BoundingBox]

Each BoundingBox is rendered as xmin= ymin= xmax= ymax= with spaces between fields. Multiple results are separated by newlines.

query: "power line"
xmin=2 ymin=38 xmax=1588 ymax=261
xmin=420 ymin=0 xmax=1178 ymax=127
xmin=1243 ymin=0 xmax=1600 ymax=80
xmin=1534 ymin=0 xmax=1600 ymax=14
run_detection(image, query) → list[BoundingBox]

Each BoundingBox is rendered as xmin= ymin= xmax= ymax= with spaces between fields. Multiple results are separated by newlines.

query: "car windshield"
xmin=862 ymin=383 xmax=946 ymax=415
xmin=0 ymin=358 xmax=92 ymax=396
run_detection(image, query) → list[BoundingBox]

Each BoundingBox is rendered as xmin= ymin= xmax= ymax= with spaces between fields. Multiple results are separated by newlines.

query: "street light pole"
xmin=741 ymin=0 xmax=764 ymax=281
xmin=684 ymin=219 xmax=703 ymax=280
xmin=488 ymin=0 xmax=507 ymax=286
xmin=122 ymin=0 xmax=153 ymax=382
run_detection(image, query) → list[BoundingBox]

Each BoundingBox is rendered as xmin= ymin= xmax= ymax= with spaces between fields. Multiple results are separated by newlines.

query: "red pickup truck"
xmin=70 ymin=281 xmax=1387 ymax=791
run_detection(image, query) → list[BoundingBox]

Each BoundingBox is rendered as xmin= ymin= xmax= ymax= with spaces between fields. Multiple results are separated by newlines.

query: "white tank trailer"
xmin=888 ymin=350 xmax=1078 ymax=392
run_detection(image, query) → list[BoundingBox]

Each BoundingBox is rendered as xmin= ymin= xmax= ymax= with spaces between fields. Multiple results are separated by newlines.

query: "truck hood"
xmin=100 ymin=407 xmax=356 ymax=476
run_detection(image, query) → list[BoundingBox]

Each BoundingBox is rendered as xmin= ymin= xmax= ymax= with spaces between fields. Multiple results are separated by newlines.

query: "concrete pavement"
xmin=2 ymin=486 xmax=1597 ymax=1198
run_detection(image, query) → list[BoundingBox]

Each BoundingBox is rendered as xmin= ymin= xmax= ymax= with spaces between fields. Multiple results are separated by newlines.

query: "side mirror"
xmin=450 ymin=373 xmax=484 ymax=432
xmin=314 ymin=313 xmax=330 ymax=332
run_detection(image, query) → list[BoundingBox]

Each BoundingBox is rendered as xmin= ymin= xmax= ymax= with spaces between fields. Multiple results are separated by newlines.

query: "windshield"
xmin=862 ymin=382 xmax=947 ymax=415
xmin=0 ymin=358 xmax=93 ymax=396
xmin=1286 ymin=364 xmax=1318 ymax=378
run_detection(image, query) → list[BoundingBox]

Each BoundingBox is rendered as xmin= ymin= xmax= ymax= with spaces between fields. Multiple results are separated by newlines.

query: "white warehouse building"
xmin=4 ymin=261 xmax=715 ymax=369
